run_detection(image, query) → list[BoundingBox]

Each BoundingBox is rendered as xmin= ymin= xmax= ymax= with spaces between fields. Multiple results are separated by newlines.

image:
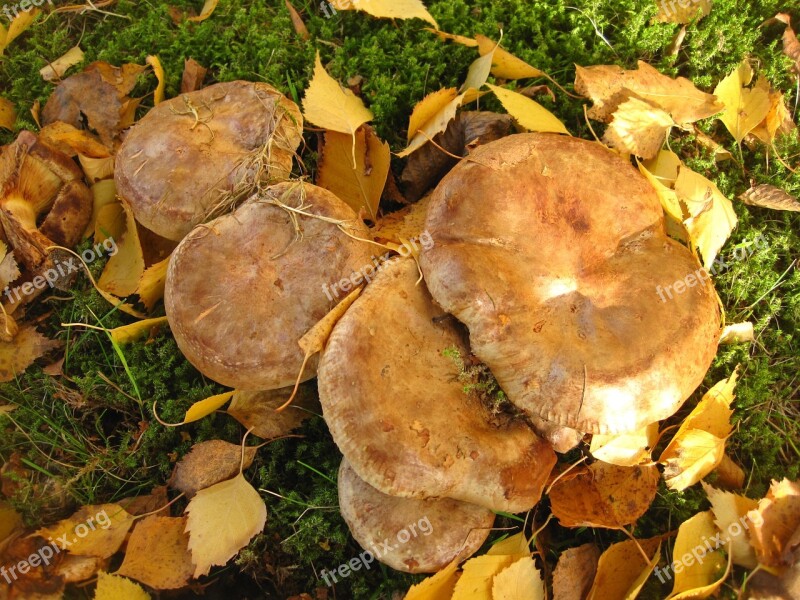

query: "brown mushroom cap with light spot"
xmin=165 ymin=182 xmax=372 ymax=390
xmin=318 ymin=257 xmax=556 ymax=513
xmin=337 ymin=459 xmax=494 ymax=573
xmin=420 ymin=133 xmax=721 ymax=435
xmin=115 ymin=81 xmax=303 ymax=241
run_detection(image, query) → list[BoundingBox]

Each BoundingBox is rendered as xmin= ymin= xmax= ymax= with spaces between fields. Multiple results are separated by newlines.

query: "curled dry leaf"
xmin=228 ymin=384 xmax=319 ymax=439
xmin=747 ymin=478 xmax=800 ymax=569
xmin=284 ymin=0 xmax=309 ymax=40
xmin=182 ymin=390 xmax=235 ymax=424
xmin=108 ymin=317 xmax=169 ymax=345
xmin=187 ymin=0 xmax=219 ymax=22
xmin=180 ymin=58 xmax=207 ymax=93
xmin=0 ymin=325 xmax=61 ymax=383
xmin=169 ymin=440 xmax=257 ymax=497
xmin=39 ymin=45 xmax=85 ymax=82
xmin=36 ymin=504 xmax=134 ymax=558
xmin=669 ymin=511 xmax=730 ymax=599
xmin=702 ymin=481 xmax=759 ymax=568
xmin=303 ymin=52 xmax=373 ymax=136
xmin=552 ymin=544 xmax=600 ymax=600
xmin=39 ymin=121 xmax=111 ymax=158
xmin=549 ymin=462 xmax=660 ymax=528
xmin=771 ymin=13 xmax=800 ymax=75
xmin=116 ymin=515 xmax=194 ymax=590
xmin=96 ymin=199 xmax=146 ymax=298
xmin=586 ymin=537 xmax=660 ymax=600
xmin=94 ymin=571 xmax=151 ymax=600
xmin=740 ymin=184 xmax=800 ymax=213
xmin=145 ymin=55 xmax=166 ymax=104
xmin=185 ymin=473 xmax=267 ymax=577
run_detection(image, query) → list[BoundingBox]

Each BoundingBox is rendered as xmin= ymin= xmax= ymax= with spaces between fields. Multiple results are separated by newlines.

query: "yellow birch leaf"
xmin=602 ymin=96 xmax=674 ymax=158
xmin=109 ymin=317 xmax=169 ymax=345
xmin=475 ymin=35 xmax=544 ymax=79
xmin=0 ymin=97 xmax=16 ymax=130
xmin=145 ymin=55 xmax=166 ymax=105
xmin=187 ymin=0 xmax=219 ymax=22
xmin=713 ymin=61 xmax=771 ymax=143
xmin=303 ymin=52 xmax=373 ymax=135
xmin=492 ymin=556 xmax=546 ymax=600
xmin=94 ymin=571 xmax=151 ymax=600
xmin=401 ymin=87 xmax=460 ymax=156
xmin=643 ymin=148 xmax=682 ymax=186
xmin=672 ymin=369 xmax=739 ymax=438
xmin=486 ymin=83 xmax=569 ymax=135
xmin=116 ymin=515 xmax=193 ymax=590
xmin=85 ymin=179 xmax=118 ymax=238
xmin=747 ymin=478 xmax=800 ymax=569
xmin=0 ymin=325 xmax=60 ymax=383
xmin=37 ymin=504 xmax=134 ymax=558
xmin=460 ymin=49 xmax=495 ymax=93
xmin=590 ymin=422 xmax=659 ymax=467
xmin=404 ymin=557 xmax=460 ymax=599
xmin=587 ymin=538 xmax=661 ymax=600
xmin=656 ymin=0 xmax=712 ymax=24
xmin=453 ymin=554 xmax=518 ymax=600
xmin=0 ymin=8 xmax=40 ymax=55
xmin=336 ymin=0 xmax=437 ymax=27
xmin=136 ymin=256 xmax=170 ymax=311
xmin=79 ymin=154 xmax=115 ymax=183
xmin=183 ymin=391 xmax=235 ymax=424
xmin=702 ymin=482 xmax=759 ymax=568
xmin=317 ymin=125 xmax=390 ymax=221
xmin=424 ymin=27 xmax=478 ymax=47
xmin=97 ymin=200 xmax=145 ymax=298
xmin=488 ymin=532 xmax=530 ymax=557
xmin=669 ymin=511 xmax=729 ymax=599
xmin=638 ymin=156 xmax=686 ymax=224
xmin=185 ymin=473 xmax=267 ymax=577
xmin=39 ymin=45 xmax=85 ymax=81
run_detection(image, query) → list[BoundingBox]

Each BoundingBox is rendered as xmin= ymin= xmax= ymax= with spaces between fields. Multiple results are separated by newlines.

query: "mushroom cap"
xmin=419 ymin=133 xmax=721 ymax=435
xmin=165 ymin=182 xmax=372 ymax=390
xmin=318 ymin=257 xmax=556 ymax=512
xmin=337 ymin=458 xmax=494 ymax=573
xmin=115 ymin=81 xmax=303 ymax=241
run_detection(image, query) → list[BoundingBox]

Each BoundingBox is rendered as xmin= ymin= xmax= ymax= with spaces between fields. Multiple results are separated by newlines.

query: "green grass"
xmin=1 ymin=0 xmax=799 ymax=598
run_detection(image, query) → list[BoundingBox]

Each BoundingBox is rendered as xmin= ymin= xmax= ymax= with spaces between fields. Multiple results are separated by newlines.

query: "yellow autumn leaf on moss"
xmin=702 ymin=482 xmax=759 ymax=568
xmin=492 ymin=556 xmax=546 ymax=600
xmin=185 ymin=473 xmax=267 ymax=577
xmin=187 ymin=0 xmax=219 ymax=22
xmin=656 ymin=0 xmax=712 ymax=23
xmin=38 ymin=504 xmax=134 ymax=558
xmin=590 ymin=422 xmax=659 ymax=467
xmin=0 ymin=8 xmax=40 ymax=55
xmin=714 ymin=60 xmax=771 ymax=143
xmin=659 ymin=369 xmax=740 ymax=491
xmin=303 ymin=52 xmax=373 ymax=135
xmin=109 ymin=317 xmax=169 ymax=345
xmin=40 ymin=45 xmax=84 ymax=81
xmin=94 ymin=571 xmax=151 ymax=600
xmin=475 ymin=35 xmax=544 ymax=80
xmin=96 ymin=199 xmax=145 ymax=298
xmin=587 ymin=538 xmax=661 ymax=600
xmin=146 ymin=55 xmax=166 ymax=105
xmin=670 ymin=511 xmax=730 ymax=599
xmin=183 ymin=391 xmax=235 ymax=424
xmin=424 ymin=27 xmax=477 ymax=47
xmin=0 ymin=97 xmax=16 ymax=130
xmin=137 ymin=256 xmax=170 ymax=311
xmin=603 ymin=96 xmax=674 ymax=158
xmin=335 ymin=0 xmax=437 ymax=27
xmin=486 ymin=84 xmax=569 ymax=135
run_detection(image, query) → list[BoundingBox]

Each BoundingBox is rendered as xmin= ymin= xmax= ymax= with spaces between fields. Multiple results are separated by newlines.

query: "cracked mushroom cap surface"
xmin=318 ymin=257 xmax=556 ymax=513
xmin=337 ymin=459 xmax=494 ymax=573
xmin=420 ymin=133 xmax=721 ymax=435
xmin=165 ymin=182 xmax=372 ymax=390
xmin=115 ymin=81 xmax=303 ymax=241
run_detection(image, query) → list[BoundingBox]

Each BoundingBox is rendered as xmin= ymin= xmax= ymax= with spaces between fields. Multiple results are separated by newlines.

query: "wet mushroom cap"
xmin=420 ymin=133 xmax=721 ymax=435
xmin=115 ymin=81 xmax=303 ymax=241
xmin=337 ymin=458 xmax=494 ymax=573
xmin=318 ymin=257 xmax=556 ymax=512
xmin=165 ymin=182 xmax=372 ymax=390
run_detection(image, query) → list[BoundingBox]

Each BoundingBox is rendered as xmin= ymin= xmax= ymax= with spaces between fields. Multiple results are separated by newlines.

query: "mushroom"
xmin=420 ymin=133 xmax=721 ymax=436
xmin=115 ymin=81 xmax=303 ymax=241
xmin=337 ymin=458 xmax=494 ymax=573
xmin=165 ymin=182 xmax=373 ymax=390
xmin=318 ymin=257 xmax=556 ymax=512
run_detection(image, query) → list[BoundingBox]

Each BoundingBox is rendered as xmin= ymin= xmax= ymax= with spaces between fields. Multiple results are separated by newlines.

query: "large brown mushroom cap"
xmin=115 ymin=81 xmax=303 ymax=241
xmin=338 ymin=459 xmax=494 ymax=573
xmin=165 ymin=182 xmax=372 ymax=390
xmin=420 ymin=133 xmax=721 ymax=435
xmin=318 ymin=257 xmax=556 ymax=512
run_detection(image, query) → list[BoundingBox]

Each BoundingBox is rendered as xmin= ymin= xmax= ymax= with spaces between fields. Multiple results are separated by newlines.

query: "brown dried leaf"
xmin=773 ymin=13 xmax=800 ymax=74
xmin=284 ymin=0 xmax=309 ymax=40
xmin=748 ymin=478 xmax=800 ymax=568
xmin=711 ymin=452 xmax=746 ymax=489
xmin=0 ymin=534 xmax=65 ymax=597
xmin=0 ymin=326 xmax=60 ymax=383
xmin=180 ymin=58 xmax=207 ymax=93
xmin=116 ymin=515 xmax=194 ymax=590
xmin=549 ymin=462 xmax=660 ymax=528
xmin=740 ymin=184 xmax=800 ymax=213
xmin=228 ymin=384 xmax=319 ymax=439
xmin=38 ymin=121 xmax=111 ymax=158
xmin=118 ymin=485 xmax=169 ymax=516
xmin=553 ymin=543 xmax=600 ymax=600
xmin=169 ymin=440 xmax=257 ymax=497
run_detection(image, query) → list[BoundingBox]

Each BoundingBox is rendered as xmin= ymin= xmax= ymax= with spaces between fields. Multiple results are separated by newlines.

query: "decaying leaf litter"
xmin=0 ymin=0 xmax=799 ymax=598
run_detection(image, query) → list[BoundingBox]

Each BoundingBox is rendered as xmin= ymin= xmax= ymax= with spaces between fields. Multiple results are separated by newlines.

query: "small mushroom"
xmin=115 ymin=81 xmax=303 ymax=241
xmin=318 ymin=257 xmax=556 ymax=512
xmin=337 ymin=458 xmax=494 ymax=573
xmin=165 ymin=182 xmax=372 ymax=390
xmin=420 ymin=133 xmax=721 ymax=435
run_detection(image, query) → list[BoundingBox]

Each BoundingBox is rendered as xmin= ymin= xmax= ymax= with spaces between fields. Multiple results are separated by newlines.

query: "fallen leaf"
xmin=39 ymin=121 xmax=111 ymax=158
xmin=424 ymin=27 xmax=478 ymax=47
xmin=492 ymin=556 xmax=545 ymax=600
xmin=750 ymin=85 xmax=795 ymax=146
xmin=85 ymin=179 xmax=118 ymax=238
xmin=180 ymin=58 xmax=207 ymax=93
xmin=317 ymin=125 xmax=390 ymax=220
xmin=183 ymin=390 xmax=235 ymax=424
xmin=702 ymin=481 xmax=759 ymax=568
xmin=108 ymin=317 xmax=169 ymax=345
xmin=740 ymin=184 xmax=800 ymax=213
xmin=284 ymin=0 xmax=309 ymax=39
xmin=586 ymin=537 xmax=661 ymax=600
xmin=669 ymin=511 xmax=730 ymax=599
xmin=475 ymin=35 xmax=544 ymax=79
xmin=118 ymin=485 xmax=169 ymax=516
xmin=169 ymin=440 xmax=257 ymax=497
xmin=57 ymin=554 xmax=99 ymax=583
xmin=487 ymin=532 xmax=530 ymax=557
xmin=602 ymin=96 xmax=674 ymax=158
xmin=136 ymin=256 xmax=170 ymax=310
xmin=94 ymin=571 xmax=151 ymax=600
xmin=0 ymin=325 xmax=60 ymax=383
xmin=404 ymin=557 xmax=460 ymax=599
xmin=334 ymin=0 xmax=437 ymax=27
xmin=145 ymin=55 xmax=166 ymax=105
xmin=116 ymin=515 xmax=194 ymax=590
xmin=0 ymin=8 xmax=40 ymax=55
xmin=655 ymin=0 xmax=712 ymax=24
xmin=713 ymin=61 xmax=771 ymax=143
xmin=79 ymin=153 xmax=115 ymax=184
xmin=0 ymin=97 xmax=16 ymax=130
xmin=187 ymin=0 xmax=219 ymax=22
xmin=710 ymin=452 xmax=746 ymax=489
xmin=228 ymin=384 xmax=319 ymax=439
xmin=589 ymin=422 xmax=659 ymax=467
xmin=185 ymin=472 xmax=267 ymax=577
xmin=693 ymin=128 xmax=733 ymax=161
xmin=39 ymin=45 xmax=85 ymax=81
xmin=552 ymin=543 xmax=600 ymax=600
xmin=772 ymin=13 xmax=800 ymax=75
xmin=575 ymin=61 xmax=723 ymax=126
xmin=486 ymin=83 xmax=569 ymax=135
xmin=453 ymin=554 xmax=520 ymax=599
xmin=719 ymin=322 xmax=754 ymax=345
xmin=0 ymin=501 xmax=22 ymax=543
xmin=0 ymin=534 xmax=65 ymax=596
xmin=0 ymin=241 xmax=21 ymax=289
xmin=748 ymin=478 xmax=800 ymax=569
xmin=96 ymin=199 xmax=146 ymax=297
xmin=549 ymin=462 xmax=660 ymax=528
xmin=37 ymin=504 xmax=134 ymax=558
xmin=303 ymin=52 xmax=373 ymax=135
xmin=659 ymin=369 xmax=740 ymax=491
